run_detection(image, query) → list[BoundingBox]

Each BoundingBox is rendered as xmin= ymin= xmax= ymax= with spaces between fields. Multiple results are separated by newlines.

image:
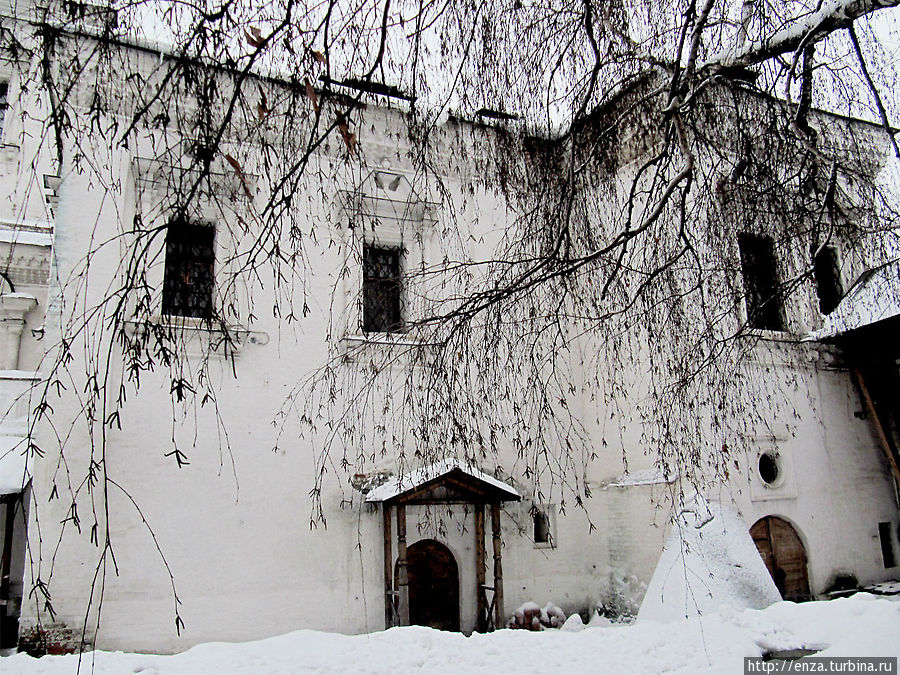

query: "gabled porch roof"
xmin=365 ymin=459 xmax=520 ymax=506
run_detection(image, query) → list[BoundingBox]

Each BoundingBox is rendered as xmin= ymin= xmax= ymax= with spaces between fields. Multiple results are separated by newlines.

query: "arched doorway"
xmin=750 ymin=516 xmax=811 ymax=601
xmin=396 ymin=539 xmax=460 ymax=631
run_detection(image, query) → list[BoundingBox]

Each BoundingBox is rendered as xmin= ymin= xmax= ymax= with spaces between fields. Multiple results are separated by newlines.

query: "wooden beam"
xmin=474 ymin=505 xmax=486 ymax=632
xmin=854 ymin=368 xmax=900 ymax=485
xmin=382 ymin=504 xmax=393 ymax=629
xmin=0 ymin=498 xmax=13 ymax=646
xmin=396 ymin=504 xmax=410 ymax=626
xmin=491 ymin=503 xmax=504 ymax=629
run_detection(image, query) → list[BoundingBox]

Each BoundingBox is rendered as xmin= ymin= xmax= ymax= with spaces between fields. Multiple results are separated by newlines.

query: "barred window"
xmin=162 ymin=220 xmax=215 ymax=319
xmin=738 ymin=233 xmax=784 ymax=331
xmin=363 ymin=244 xmax=403 ymax=333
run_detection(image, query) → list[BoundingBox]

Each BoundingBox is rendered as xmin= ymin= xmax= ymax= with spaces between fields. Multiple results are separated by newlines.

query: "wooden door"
xmin=750 ymin=516 xmax=811 ymax=601
xmin=398 ymin=539 xmax=460 ymax=631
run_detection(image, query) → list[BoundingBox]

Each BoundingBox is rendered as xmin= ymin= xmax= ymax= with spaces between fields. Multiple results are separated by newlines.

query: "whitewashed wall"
xmin=0 ymin=13 xmax=894 ymax=655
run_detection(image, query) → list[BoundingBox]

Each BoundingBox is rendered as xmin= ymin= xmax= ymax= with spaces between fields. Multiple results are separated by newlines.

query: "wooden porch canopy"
xmin=366 ymin=460 xmax=520 ymax=632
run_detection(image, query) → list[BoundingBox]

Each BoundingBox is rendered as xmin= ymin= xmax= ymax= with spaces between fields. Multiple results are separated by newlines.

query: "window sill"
xmin=742 ymin=328 xmax=802 ymax=343
xmin=123 ymin=317 xmax=269 ymax=355
xmin=0 ymin=370 xmax=40 ymax=381
xmin=341 ymin=332 xmax=434 ymax=348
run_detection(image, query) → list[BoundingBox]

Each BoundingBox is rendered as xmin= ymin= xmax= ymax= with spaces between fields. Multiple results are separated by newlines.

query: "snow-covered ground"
xmin=2 ymin=593 xmax=897 ymax=674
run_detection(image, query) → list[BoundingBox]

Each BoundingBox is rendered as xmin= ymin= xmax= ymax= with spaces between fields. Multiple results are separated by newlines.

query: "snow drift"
xmin=637 ymin=497 xmax=781 ymax=623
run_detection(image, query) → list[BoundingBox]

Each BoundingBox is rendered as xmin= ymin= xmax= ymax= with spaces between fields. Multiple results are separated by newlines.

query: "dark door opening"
xmin=397 ymin=539 xmax=460 ymax=631
xmin=750 ymin=516 xmax=811 ymax=601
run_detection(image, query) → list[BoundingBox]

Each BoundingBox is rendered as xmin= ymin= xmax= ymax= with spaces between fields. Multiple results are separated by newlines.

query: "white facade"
xmin=0 ymin=2 xmax=895 ymax=655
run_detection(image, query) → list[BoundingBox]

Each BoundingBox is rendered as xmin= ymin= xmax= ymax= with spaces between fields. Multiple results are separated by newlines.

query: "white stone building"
xmin=0 ymin=0 xmax=895 ymax=656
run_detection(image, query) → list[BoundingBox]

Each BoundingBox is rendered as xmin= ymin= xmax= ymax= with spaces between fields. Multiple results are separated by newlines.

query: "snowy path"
xmin=1 ymin=594 xmax=898 ymax=674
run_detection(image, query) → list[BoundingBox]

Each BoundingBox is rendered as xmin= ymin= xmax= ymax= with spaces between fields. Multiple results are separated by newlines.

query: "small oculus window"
xmin=758 ymin=451 xmax=781 ymax=487
xmin=363 ymin=244 xmax=404 ymax=333
xmin=162 ymin=220 xmax=215 ymax=319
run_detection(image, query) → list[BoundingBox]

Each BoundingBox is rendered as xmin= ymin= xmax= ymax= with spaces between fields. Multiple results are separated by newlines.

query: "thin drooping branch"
xmin=847 ymin=23 xmax=900 ymax=161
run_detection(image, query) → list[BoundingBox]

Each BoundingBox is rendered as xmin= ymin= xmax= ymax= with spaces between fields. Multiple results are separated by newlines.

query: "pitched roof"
xmin=809 ymin=261 xmax=900 ymax=339
xmin=364 ymin=459 xmax=520 ymax=505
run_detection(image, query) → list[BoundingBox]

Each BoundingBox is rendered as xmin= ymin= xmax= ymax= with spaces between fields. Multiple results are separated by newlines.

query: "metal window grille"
xmin=162 ymin=221 xmax=215 ymax=319
xmin=363 ymin=245 xmax=403 ymax=332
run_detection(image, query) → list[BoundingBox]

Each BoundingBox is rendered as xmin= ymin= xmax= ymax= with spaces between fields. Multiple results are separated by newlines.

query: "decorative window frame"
xmin=335 ymin=170 xmax=438 ymax=347
xmin=128 ymin=157 xmax=262 ymax=356
xmin=0 ymin=62 xmax=20 ymax=163
xmin=747 ymin=435 xmax=797 ymax=501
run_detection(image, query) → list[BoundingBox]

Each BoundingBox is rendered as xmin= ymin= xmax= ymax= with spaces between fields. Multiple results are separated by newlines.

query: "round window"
xmin=758 ymin=452 xmax=780 ymax=486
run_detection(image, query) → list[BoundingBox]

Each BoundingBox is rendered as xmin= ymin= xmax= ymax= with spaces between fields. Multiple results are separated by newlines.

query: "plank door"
xmin=398 ymin=539 xmax=460 ymax=631
xmin=750 ymin=516 xmax=811 ymax=601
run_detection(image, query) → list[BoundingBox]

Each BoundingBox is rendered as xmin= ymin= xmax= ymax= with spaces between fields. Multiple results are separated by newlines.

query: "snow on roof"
xmin=364 ymin=458 xmax=519 ymax=503
xmin=605 ymin=467 xmax=678 ymax=488
xmin=0 ymin=436 xmax=30 ymax=494
xmin=0 ymin=229 xmax=53 ymax=247
xmin=808 ymin=262 xmax=900 ymax=340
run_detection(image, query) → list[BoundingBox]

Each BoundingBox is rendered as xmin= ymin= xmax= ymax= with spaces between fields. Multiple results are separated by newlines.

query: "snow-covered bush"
xmin=596 ymin=571 xmax=646 ymax=624
xmin=508 ymin=602 xmax=567 ymax=630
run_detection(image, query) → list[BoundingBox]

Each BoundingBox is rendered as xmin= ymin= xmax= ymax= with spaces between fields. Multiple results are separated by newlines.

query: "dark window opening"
xmin=0 ymin=82 xmax=8 ymax=134
xmin=533 ymin=508 xmax=551 ymax=545
xmin=363 ymin=244 xmax=403 ymax=333
xmin=758 ymin=452 xmax=780 ymax=485
xmin=162 ymin=220 xmax=215 ymax=319
xmin=879 ymin=522 xmax=896 ymax=568
xmin=813 ymin=246 xmax=843 ymax=316
xmin=738 ymin=233 xmax=784 ymax=331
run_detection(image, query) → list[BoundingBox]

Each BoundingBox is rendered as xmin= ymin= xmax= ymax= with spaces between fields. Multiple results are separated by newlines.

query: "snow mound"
xmin=560 ymin=613 xmax=584 ymax=632
xmin=2 ymin=594 xmax=898 ymax=674
xmin=587 ymin=609 xmax=613 ymax=627
xmin=637 ymin=497 xmax=781 ymax=623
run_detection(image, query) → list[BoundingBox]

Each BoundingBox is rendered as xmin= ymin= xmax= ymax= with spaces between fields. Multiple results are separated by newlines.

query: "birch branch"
xmin=703 ymin=0 xmax=900 ymax=72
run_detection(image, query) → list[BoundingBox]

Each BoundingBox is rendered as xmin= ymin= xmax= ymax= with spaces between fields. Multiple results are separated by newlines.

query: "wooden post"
xmin=854 ymin=368 xmax=900 ymax=484
xmin=491 ymin=503 xmax=504 ymax=629
xmin=382 ymin=504 xmax=393 ymax=629
xmin=474 ymin=504 xmax=486 ymax=631
xmin=396 ymin=503 xmax=410 ymax=626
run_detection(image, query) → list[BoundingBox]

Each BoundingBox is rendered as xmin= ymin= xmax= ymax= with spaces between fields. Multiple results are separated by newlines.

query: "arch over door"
xmin=397 ymin=539 xmax=460 ymax=631
xmin=750 ymin=516 xmax=811 ymax=601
